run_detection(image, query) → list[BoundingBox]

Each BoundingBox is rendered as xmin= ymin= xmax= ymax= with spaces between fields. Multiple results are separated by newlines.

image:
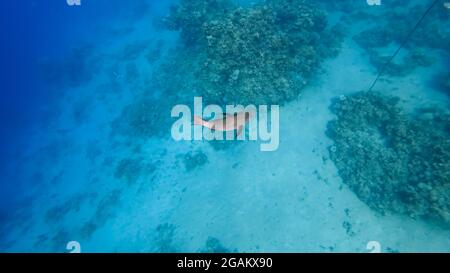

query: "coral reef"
xmin=383 ymin=4 xmax=450 ymax=52
xmin=163 ymin=0 xmax=234 ymax=46
xmin=161 ymin=0 xmax=343 ymax=105
xmin=352 ymin=3 xmax=448 ymax=76
xmin=327 ymin=92 xmax=450 ymax=227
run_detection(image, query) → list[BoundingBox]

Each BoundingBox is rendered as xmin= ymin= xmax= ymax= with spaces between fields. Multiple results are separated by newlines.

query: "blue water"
xmin=0 ymin=0 xmax=449 ymax=253
xmin=1 ymin=0 xmax=124 ymax=220
xmin=0 ymin=0 xmax=160 ymax=212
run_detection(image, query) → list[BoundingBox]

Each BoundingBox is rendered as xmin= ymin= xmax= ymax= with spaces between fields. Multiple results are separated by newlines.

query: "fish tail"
xmin=194 ymin=115 xmax=208 ymax=127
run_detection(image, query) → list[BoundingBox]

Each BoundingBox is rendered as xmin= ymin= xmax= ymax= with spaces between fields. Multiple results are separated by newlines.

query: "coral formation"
xmin=352 ymin=3 xmax=449 ymax=76
xmin=50 ymin=230 xmax=70 ymax=252
xmin=120 ymin=41 xmax=149 ymax=60
xmin=435 ymin=72 xmax=450 ymax=96
xmin=327 ymin=92 xmax=450 ymax=227
xmin=111 ymin=95 xmax=173 ymax=139
xmin=163 ymin=0 xmax=234 ymax=46
xmin=445 ymin=76 xmax=450 ymax=94
xmin=125 ymin=62 xmax=140 ymax=84
xmin=80 ymin=189 xmax=122 ymax=239
xmin=39 ymin=45 xmax=100 ymax=88
xmin=383 ymin=4 xmax=450 ymax=51
xmin=154 ymin=223 xmax=178 ymax=253
xmin=146 ymin=40 xmax=164 ymax=64
xmin=342 ymin=221 xmax=355 ymax=237
xmin=180 ymin=150 xmax=209 ymax=172
xmin=114 ymin=158 xmax=144 ymax=185
xmin=200 ymin=236 xmax=234 ymax=253
xmin=45 ymin=195 xmax=83 ymax=224
xmin=209 ymin=139 xmax=243 ymax=151
xmin=114 ymin=157 xmax=159 ymax=185
xmin=161 ymin=0 xmax=343 ymax=105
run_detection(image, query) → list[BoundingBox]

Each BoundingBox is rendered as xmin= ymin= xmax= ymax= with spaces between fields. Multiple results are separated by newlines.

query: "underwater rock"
xmin=44 ymin=193 xmax=96 ymax=224
xmin=354 ymin=40 xmax=436 ymax=77
xmin=352 ymin=2 xmax=450 ymax=52
xmin=154 ymin=223 xmax=178 ymax=253
xmin=445 ymin=77 xmax=450 ymax=95
xmin=353 ymin=3 xmax=448 ymax=76
xmin=385 ymin=247 xmax=400 ymax=253
xmin=51 ymin=230 xmax=70 ymax=252
xmin=111 ymin=95 xmax=173 ymax=139
xmin=114 ymin=157 xmax=159 ymax=185
xmin=315 ymin=0 xmax=370 ymax=14
xmin=161 ymin=0 xmax=343 ymax=105
xmin=39 ymin=45 xmax=100 ymax=89
xmin=163 ymin=0 xmax=234 ymax=46
xmin=33 ymin=234 xmax=49 ymax=250
xmin=180 ymin=150 xmax=209 ymax=172
xmin=80 ymin=221 xmax=98 ymax=240
xmin=327 ymin=92 xmax=450 ymax=227
xmin=80 ymin=189 xmax=122 ymax=240
xmin=146 ymin=40 xmax=164 ymax=64
xmin=365 ymin=48 xmax=435 ymax=77
xmin=120 ymin=41 xmax=149 ymax=60
xmin=434 ymin=73 xmax=450 ymax=96
xmin=95 ymin=190 xmax=121 ymax=223
xmin=114 ymin=158 xmax=143 ymax=185
xmin=208 ymin=139 xmax=244 ymax=151
xmin=200 ymin=237 xmax=233 ymax=253
xmin=342 ymin=221 xmax=355 ymax=237
xmin=125 ymin=62 xmax=140 ymax=84
xmin=385 ymin=4 xmax=450 ymax=52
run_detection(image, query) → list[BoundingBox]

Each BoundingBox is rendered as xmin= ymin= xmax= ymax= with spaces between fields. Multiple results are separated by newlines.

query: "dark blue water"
xmin=0 ymin=0 xmax=149 ymax=225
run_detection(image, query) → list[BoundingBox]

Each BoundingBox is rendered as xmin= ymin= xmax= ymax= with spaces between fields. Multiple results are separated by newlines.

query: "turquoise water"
xmin=0 ymin=0 xmax=449 ymax=253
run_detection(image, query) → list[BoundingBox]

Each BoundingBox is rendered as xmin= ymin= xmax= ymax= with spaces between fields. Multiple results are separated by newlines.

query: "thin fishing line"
xmin=367 ymin=0 xmax=441 ymax=92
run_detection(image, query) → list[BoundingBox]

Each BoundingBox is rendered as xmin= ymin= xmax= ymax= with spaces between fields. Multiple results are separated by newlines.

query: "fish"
xmin=194 ymin=111 xmax=255 ymax=136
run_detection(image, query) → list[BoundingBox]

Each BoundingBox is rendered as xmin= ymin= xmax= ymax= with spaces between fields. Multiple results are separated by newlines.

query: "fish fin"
xmin=194 ymin=115 xmax=206 ymax=126
xmin=237 ymin=126 xmax=243 ymax=137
